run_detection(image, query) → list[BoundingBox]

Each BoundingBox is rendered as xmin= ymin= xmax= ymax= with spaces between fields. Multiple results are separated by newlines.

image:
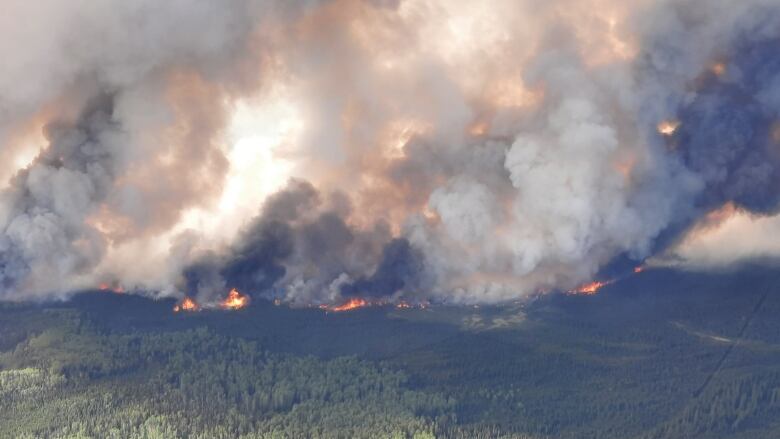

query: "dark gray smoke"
xmin=0 ymin=97 xmax=120 ymax=296
xmin=4 ymin=0 xmax=780 ymax=304
xmin=0 ymin=0 xmax=317 ymax=300
xmin=181 ymin=179 xmax=424 ymax=305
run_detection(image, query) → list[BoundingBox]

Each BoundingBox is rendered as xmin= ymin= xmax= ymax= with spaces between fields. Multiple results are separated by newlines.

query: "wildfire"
xmin=173 ymin=297 xmax=200 ymax=313
xmin=321 ymin=298 xmax=425 ymax=312
xmin=220 ymin=288 xmax=250 ymax=310
xmin=98 ymin=283 xmax=124 ymax=294
xmin=657 ymin=120 xmax=680 ymax=136
xmin=330 ymin=298 xmax=369 ymax=312
xmin=633 ymin=266 xmax=645 ymax=274
xmin=568 ymin=280 xmax=612 ymax=295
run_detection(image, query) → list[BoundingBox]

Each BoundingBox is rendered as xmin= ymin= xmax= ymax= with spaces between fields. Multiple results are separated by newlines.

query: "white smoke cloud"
xmin=659 ymin=211 xmax=780 ymax=269
xmin=1 ymin=0 xmax=779 ymax=304
xmin=0 ymin=0 xmax=316 ymax=298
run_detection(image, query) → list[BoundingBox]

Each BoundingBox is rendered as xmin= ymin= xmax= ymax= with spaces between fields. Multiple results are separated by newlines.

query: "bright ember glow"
xmin=633 ymin=266 xmax=645 ymax=274
xmin=657 ymin=120 xmax=680 ymax=136
xmin=98 ymin=283 xmax=124 ymax=294
xmin=711 ymin=62 xmax=726 ymax=77
xmin=221 ymin=288 xmax=250 ymax=310
xmin=568 ymin=280 xmax=612 ymax=295
xmin=330 ymin=298 xmax=369 ymax=312
xmin=173 ymin=297 xmax=200 ymax=313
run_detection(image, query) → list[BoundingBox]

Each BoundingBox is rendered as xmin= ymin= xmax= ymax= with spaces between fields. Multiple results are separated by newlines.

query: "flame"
xmin=657 ymin=120 xmax=680 ymax=136
xmin=568 ymin=280 xmax=611 ymax=295
xmin=98 ymin=283 xmax=124 ymax=294
xmin=173 ymin=297 xmax=200 ymax=313
xmin=330 ymin=297 xmax=369 ymax=312
xmin=322 ymin=297 xmax=423 ymax=312
xmin=220 ymin=288 xmax=250 ymax=310
xmin=633 ymin=266 xmax=645 ymax=274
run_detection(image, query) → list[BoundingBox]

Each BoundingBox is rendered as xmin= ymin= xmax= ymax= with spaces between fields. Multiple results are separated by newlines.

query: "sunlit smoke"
xmin=2 ymin=0 xmax=780 ymax=307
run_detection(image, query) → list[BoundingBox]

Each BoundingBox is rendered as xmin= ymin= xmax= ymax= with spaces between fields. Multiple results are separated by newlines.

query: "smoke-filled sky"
xmin=2 ymin=0 xmax=780 ymax=305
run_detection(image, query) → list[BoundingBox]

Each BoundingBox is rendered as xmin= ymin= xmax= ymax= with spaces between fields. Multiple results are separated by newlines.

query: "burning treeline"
xmin=1 ymin=0 xmax=780 ymax=308
xmin=173 ymin=288 xmax=250 ymax=313
xmin=172 ymin=289 xmax=422 ymax=314
xmin=318 ymin=298 xmax=425 ymax=312
xmin=567 ymin=265 xmax=645 ymax=296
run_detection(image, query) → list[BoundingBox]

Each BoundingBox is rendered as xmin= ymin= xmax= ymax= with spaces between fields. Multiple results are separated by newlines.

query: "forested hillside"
xmin=0 ymin=313 xmax=453 ymax=438
xmin=2 ymin=267 xmax=780 ymax=438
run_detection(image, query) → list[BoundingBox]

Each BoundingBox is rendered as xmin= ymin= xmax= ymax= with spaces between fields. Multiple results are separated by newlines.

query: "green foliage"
xmin=0 ymin=321 xmax=448 ymax=439
xmin=2 ymin=268 xmax=780 ymax=438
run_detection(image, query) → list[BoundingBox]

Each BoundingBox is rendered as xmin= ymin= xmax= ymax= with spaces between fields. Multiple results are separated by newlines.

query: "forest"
xmin=2 ymin=267 xmax=780 ymax=438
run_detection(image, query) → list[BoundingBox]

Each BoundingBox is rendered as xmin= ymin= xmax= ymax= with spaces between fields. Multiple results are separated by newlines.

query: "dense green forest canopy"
xmin=2 ymin=267 xmax=780 ymax=438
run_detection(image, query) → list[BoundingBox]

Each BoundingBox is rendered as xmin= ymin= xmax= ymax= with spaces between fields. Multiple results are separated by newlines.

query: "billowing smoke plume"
xmin=0 ymin=0 xmax=316 ymax=298
xmin=2 ymin=0 xmax=780 ymax=304
xmin=182 ymin=179 xmax=430 ymax=305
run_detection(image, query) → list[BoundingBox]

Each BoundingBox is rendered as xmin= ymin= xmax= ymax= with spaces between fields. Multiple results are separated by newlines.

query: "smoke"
xmin=2 ymin=0 xmax=780 ymax=304
xmin=182 ymin=179 xmax=404 ymax=305
xmin=0 ymin=0 xmax=318 ymax=299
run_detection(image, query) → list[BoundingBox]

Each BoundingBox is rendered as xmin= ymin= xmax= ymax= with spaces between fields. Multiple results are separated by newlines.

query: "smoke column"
xmin=2 ymin=0 xmax=780 ymax=304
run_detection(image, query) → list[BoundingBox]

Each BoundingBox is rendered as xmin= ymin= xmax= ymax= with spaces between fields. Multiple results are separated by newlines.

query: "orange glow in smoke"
xmin=468 ymin=120 xmax=489 ymax=136
xmin=771 ymin=122 xmax=780 ymax=143
xmin=99 ymin=283 xmax=124 ymax=294
xmin=657 ymin=120 xmax=680 ymax=136
xmin=705 ymin=202 xmax=737 ymax=226
xmin=633 ymin=266 xmax=645 ymax=274
xmin=614 ymin=155 xmax=637 ymax=180
xmin=711 ymin=62 xmax=726 ymax=77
